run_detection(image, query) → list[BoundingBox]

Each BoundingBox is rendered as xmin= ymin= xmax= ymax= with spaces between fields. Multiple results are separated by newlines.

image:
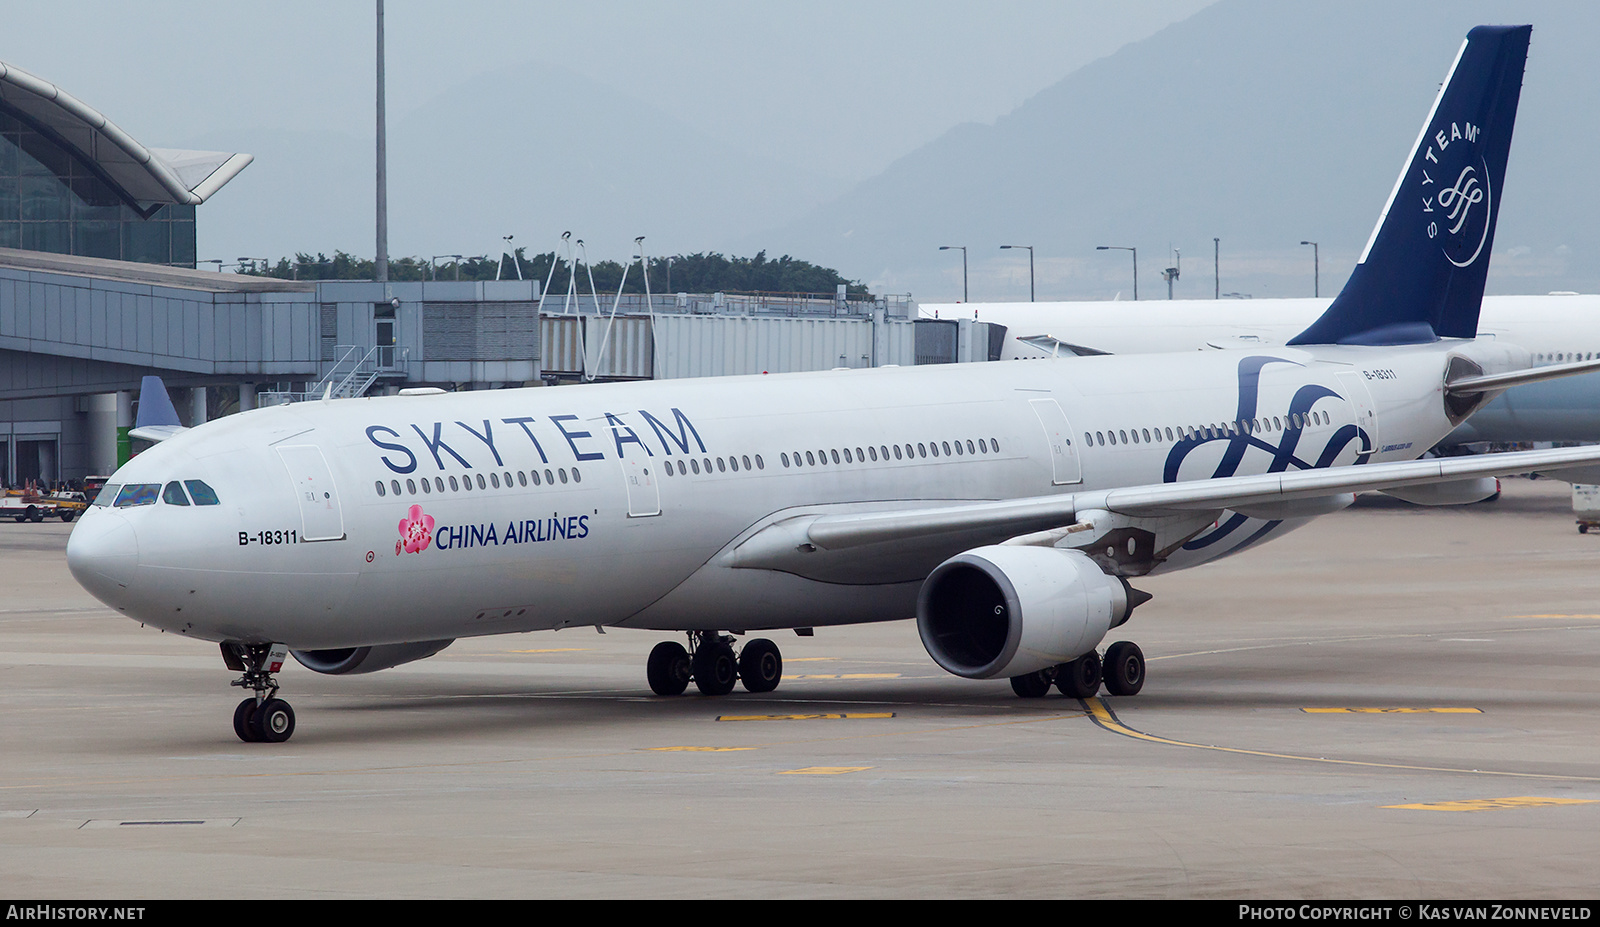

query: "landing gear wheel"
xmin=225 ymin=642 xmax=292 ymax=743
xmin=647 ymin=641 xmax=692 ymax=696
xmin=250 ymin=698 xmax=295 ymax=743
xmin=1010 ymin=668 xmax=1055 ymax=698
xmin=692 ymin=641 xmax=738 ymax=696
xmin=233 ymin=698 xmax=260 ymax=743
xmin=1102 ymin=641 xmax=1145 ymax=696
xmin=1055 ymin=652 xmax=1102 ymax=699
xmin=738 ymin=638 xmax=783 ymax=693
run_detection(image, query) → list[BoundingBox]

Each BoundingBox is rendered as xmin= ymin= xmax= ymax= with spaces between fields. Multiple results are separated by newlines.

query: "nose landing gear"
xmin=223 ymin=642 xmax=296 ymax=743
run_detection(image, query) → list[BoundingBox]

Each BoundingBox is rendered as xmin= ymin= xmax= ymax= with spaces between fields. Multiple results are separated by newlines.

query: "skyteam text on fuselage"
xmin=69 ymin=24 xmax=1600 ymax=745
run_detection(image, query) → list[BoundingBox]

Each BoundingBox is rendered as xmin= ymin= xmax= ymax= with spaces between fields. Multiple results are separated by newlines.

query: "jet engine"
xmin=291 ymin=639 xmax=455 ymax=675
xmin=916 ymin=547 xmax=1137 ymax=679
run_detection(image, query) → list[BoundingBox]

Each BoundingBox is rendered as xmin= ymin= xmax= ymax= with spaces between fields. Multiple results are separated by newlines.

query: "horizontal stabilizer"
xmin=1015 ymin=335 xmax=1112 ymax=357
xmin=1445 ymin=356 xmax=1600 ymax=395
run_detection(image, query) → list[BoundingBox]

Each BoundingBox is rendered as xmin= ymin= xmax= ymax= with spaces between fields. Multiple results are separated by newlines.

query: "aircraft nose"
xmin=66 ymin=511 xmax=140 ymax=605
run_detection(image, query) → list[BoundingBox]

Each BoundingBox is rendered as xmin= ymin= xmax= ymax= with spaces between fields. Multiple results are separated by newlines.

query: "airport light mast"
xmin=939 ymin=246 xmax=968 ymax=302
xmin=1000 ymin=245 xmax=1034 ymax=302
xmin=375 ymin=0 xmax=388 ymax=284
xmin=1300 ymin=240 xmax=1319 ymax=297
xmin=1097 ymin=245 xmax=1137 ymax=301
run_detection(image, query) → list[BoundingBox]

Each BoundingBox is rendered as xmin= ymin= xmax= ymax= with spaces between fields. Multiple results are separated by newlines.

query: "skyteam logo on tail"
xmin=1421 ymin=121 xmax=1492 ymax=268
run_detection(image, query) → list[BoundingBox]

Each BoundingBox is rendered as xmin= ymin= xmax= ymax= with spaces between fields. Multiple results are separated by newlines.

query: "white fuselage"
xmin=926 ymin=294 xmax=1600 ymax=443
xmin=68 ymin=340 xmax=1475 ymax=650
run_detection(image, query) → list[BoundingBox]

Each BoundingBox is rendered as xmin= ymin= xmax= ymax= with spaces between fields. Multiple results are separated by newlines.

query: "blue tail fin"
xmin=1289 ymin=25 xmax=1530 ymax=347
xmin=133 ymin=375 xmax=181 ymax=429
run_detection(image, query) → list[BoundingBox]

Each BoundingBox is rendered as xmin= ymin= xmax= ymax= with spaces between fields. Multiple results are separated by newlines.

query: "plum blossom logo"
xmin=396 ymin=504 xmax=435 ymax=555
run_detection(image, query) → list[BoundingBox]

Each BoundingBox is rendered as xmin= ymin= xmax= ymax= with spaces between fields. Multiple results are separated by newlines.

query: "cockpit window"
xmin=114 ymin=484 xmax=160 ymax=507
xmin=93 ymin=484 xmax=121 ymax=507
xmin=183 ymin=480 xmax=221 ymax=505
xmin=163 ymin=481 xmax=191 ymax=506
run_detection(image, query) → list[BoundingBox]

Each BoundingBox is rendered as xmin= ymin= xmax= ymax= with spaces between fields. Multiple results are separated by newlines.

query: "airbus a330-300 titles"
xmin=67 ymin=25 xmax=1600 ymax=743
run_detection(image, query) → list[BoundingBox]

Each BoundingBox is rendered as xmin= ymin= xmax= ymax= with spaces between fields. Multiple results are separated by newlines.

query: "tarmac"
xmin=3 ymin=477 xmax=1599 ymax=898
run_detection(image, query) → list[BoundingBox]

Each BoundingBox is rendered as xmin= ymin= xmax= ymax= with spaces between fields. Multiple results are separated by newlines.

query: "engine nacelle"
xmin=291 ymin=639 xmax=454 ymax=675
xmin=917 ymin=546 xmax=1133 ymax=679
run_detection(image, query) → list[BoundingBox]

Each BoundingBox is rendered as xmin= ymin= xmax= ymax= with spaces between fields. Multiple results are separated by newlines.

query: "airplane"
xmin=920 ymin=295 xmax=1600 ymax=447
xmin=66 ymin=24 xmax=1600 ymax=744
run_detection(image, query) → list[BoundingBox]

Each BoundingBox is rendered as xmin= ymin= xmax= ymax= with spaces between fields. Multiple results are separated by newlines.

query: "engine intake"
xmin=291 ymin=639 xmax=454 ymax=675
xmin=917 ymin=547 xmax=1136 ymax=679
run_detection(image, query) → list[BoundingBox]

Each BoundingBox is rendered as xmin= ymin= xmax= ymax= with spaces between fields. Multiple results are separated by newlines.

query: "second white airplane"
xmin=67 ymin=24 xmax=1600 ymax=743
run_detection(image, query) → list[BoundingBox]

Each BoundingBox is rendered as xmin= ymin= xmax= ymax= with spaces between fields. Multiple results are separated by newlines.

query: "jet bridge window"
xmin=113 ymin=484 xmax=160 ymax=508
xmin=162 ymin=481 xmax=190 ymax=506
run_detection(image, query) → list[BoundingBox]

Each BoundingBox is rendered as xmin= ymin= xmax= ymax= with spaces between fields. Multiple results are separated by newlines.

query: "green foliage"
xmin=242 ymin=249 xmax=871 ymax=298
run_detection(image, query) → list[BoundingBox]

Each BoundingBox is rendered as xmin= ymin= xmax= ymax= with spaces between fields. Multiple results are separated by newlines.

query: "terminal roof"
xmin=0 ymin=59 xmax=252 ymax=209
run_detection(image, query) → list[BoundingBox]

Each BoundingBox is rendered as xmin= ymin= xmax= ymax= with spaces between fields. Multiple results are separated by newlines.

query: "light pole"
xmin=375 ymin=0 xmax=388 ymax=283
xmin=431 ymin=254 xmax=464 ymax=280
xmin=939 ymin=246 xmax=967 ymax=301
xmin=1214 ymin=237 xmax=1220 ymax=300
xmin=1301 ymin=240 xmax=1319 ymax=297
xmin=1097 ymin=245 xmax=1137 ymax=301
xmin=1000 ymin=245 xmax=1034 ymax=302
xmin=498 ymin=235 xmax=522 ymax=281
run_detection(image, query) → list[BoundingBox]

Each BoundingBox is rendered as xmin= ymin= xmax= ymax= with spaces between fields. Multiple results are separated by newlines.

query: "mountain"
xmin=755 ymin=0 xmax=1600 ymax=302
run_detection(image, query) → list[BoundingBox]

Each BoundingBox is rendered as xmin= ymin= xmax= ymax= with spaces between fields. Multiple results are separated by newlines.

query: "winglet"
xmin=1289 ymin=25 xmax=1531 ymax=347
xmin=129 ymin=375 xmax=188 ymax=443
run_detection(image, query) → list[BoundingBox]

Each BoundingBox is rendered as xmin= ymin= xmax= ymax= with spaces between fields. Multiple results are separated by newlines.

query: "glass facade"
xmin=0 ymin=109 xmax=196 ymax=267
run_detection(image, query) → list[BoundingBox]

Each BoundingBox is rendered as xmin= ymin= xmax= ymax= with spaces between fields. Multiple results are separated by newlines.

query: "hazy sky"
xmin=6 ymin=1 xmax=1214 ymax=185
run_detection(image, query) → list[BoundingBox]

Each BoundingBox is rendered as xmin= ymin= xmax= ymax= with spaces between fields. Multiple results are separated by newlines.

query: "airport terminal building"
xmin=0 ymin=59 xmax=998 ymax=487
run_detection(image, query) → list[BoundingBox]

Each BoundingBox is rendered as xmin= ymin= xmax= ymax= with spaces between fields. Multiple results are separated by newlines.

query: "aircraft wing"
xmin=797 ymin=444 xmax=1600 ymax=553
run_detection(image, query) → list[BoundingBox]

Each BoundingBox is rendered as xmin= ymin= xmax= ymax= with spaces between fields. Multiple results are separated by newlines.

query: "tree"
xmin=240 ymin=248 xmax=872 ymax=298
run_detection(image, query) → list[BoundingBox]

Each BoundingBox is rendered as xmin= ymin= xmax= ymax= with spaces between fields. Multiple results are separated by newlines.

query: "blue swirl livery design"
xmin=1164 ymin=356 xmax=1371 ymax=552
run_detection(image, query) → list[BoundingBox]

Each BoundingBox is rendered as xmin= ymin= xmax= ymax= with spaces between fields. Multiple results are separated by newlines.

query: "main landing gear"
xmin=1009 ymin=640 xmax=1145 ymax=700
xmin=647 ymin=632 xmax=784 ymax=697
xmin=222 ymin=642 xmax=296 ymax=743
